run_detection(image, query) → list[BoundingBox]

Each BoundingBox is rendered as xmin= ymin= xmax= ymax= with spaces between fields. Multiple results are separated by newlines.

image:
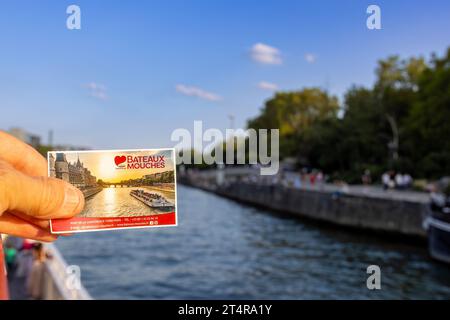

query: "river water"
xmin=56 ymin=185 xmax=450 ymax=299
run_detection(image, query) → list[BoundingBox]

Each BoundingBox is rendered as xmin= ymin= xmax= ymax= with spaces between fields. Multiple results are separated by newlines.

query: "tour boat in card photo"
xmin=130 ymin=189 xmax=175 ymax=209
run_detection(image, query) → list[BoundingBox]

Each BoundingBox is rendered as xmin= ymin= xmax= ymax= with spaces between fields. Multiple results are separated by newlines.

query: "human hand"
xmin=0 ymin=131 xmax=84 ymax=241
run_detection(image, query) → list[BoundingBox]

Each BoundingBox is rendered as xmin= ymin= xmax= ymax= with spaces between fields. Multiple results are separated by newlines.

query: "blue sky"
xmin=0 ymin=0 xmax=449 ymax=149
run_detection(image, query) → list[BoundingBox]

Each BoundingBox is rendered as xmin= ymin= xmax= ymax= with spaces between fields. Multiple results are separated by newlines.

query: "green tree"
xmin=405 ymin=48 xmax=450 ymax=178
xmin=247 ymin=88 xmax=339 ymax=159
xmin=374 ymin=56 xmax=427 ymax=164
xmin=328 ymin=87 xmax=385 ymax=179
xmin=245 ymin=53 xmax=441 ymax=182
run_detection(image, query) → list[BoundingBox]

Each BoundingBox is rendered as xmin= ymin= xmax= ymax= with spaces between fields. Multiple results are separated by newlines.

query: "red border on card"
xmin=51 ymin=212 xmax=176 ymax=233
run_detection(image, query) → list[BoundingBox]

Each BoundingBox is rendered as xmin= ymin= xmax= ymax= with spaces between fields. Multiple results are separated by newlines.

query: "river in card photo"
xmin=47 ymin=149 xmax=177 ymax=233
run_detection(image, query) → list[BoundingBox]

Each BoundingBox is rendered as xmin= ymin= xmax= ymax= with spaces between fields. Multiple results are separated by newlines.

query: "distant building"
xmin=54 ymin=153 xmax=70 ymax=182
xmin=53 ymin=153 xmax=97 ymax=188
xmin=9 ymin=127 xmax=41 ymax=148
xmin=49 ymin=153 xmax=56 ymax=178
xmin=144 ymin=172 xmax=163 ymax=180
xmin=143 ymin=171 xmax=174 ymax=183
xmin=52 ymin=145 xmax=91 ymax=151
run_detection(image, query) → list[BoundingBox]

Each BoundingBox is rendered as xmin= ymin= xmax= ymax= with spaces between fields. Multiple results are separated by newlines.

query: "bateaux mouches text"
xmin=48 ymin=148 xmax=177 ymax=234
xmin=119 ymin=155 xmax=166 ymax=169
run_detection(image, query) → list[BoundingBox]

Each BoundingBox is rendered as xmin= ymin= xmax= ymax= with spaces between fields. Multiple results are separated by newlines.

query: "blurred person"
xmin=4 ymin=236 xmax=23 ymax=251
xmin=4 ymin=241 xmax=17 ymax=273
xmin=293 ymin=174 xmax=302 ymax=189
xmin=403 ymin=173 xmax=413 ymax=188
xmin=388 ymin=171 xmax=396 ymax=189
xmin=382 ymin=172 xmax=390 ymax=190
xmin=300 ymin=169 xmax=307 ymax=187
xmin=26 ymin=243 xmax=46 ymax=300
xmin=395 ymin=172 xmax=405 ymax=189
xmin=382 ymin=171 xmax=397 ymax=190
xmin=15 ymin=239 xmax=35 ymax=280
xmin=309 ymin=171 xmax=317 ymax=186
xmin=316 ymin=171 xmax=325 ymax=191
xmin=362 ymin=169 xmax=372 ymax=185
xmin=21 ymin=239 xmax=35 ymax=250
xmin=316 ymin=171 xmax=324 ymax=184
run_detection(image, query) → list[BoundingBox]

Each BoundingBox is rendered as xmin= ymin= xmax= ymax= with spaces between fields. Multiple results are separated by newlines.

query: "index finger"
xmin=0 ymin=130 xmax=47 ymax=177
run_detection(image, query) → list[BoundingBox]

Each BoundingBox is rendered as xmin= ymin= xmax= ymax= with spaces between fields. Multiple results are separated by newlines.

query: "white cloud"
xmin=258 ymin=81 xmax=278 ymax=91
xmin=250 ymin=43 xmax=282 ymax=65
xmin=84 ymin=82 xmax=108 ymax=100
xmin=175 ymin=84 xmax=222 ymax=102
xmin=305 ymin=53 xmax=316 ymax=63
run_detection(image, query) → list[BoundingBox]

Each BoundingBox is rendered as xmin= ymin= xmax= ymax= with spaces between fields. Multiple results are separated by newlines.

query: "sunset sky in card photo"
xmin=50 ymin=150 xmax=174 ymax=182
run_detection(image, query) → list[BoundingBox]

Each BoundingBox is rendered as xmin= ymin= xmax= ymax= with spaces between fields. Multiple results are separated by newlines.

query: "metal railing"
xmin=42 ymin=243 xmax=92 ymax=300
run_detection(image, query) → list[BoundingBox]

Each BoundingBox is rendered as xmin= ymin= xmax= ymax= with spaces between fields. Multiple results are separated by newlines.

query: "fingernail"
xmin=62 ymin=186 xmax=82 ymax=214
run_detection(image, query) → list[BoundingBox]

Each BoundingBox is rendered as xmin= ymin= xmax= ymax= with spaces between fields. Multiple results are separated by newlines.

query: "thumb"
xmin=0 ymin=161 xmax=84 ymax=219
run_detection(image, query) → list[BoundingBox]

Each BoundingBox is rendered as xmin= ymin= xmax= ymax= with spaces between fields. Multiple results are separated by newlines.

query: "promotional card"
xmin=48 ymin=149 xmax=177 ymax=233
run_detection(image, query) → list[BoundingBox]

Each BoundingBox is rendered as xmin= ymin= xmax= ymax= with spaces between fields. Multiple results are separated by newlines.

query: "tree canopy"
xmin=247 ymin=48 xmax=450 ymax=182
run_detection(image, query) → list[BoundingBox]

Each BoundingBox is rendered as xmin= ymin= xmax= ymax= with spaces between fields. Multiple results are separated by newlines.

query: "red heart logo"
xmin=114 ymin=155 xmax=126 ymax=166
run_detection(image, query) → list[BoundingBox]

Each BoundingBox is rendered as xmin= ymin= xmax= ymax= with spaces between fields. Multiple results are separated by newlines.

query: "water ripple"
xmin=57 ymin=185 xmax=450 ymax=299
